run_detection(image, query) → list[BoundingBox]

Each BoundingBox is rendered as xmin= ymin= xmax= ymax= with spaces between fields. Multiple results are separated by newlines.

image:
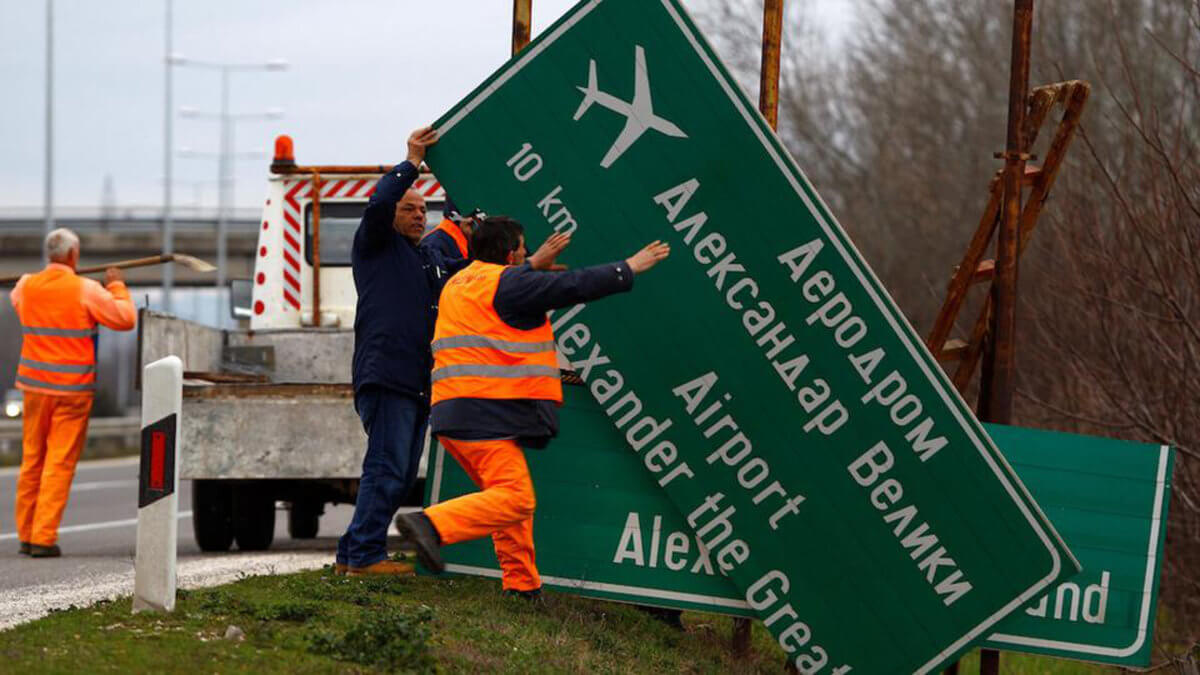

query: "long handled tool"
xmin=0 ymin=253 xmax=215 ymax=285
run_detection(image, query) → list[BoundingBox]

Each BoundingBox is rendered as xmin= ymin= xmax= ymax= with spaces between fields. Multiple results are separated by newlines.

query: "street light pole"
xmin=216 ymin=66 xmax=231 ymax=301
xmin=43 ymin=0 xmax=54 ymax=262
xmin=173 ymin=56 xmax=285 ymax=322
xmin=163 ymin=0 xmax=174 ymax=311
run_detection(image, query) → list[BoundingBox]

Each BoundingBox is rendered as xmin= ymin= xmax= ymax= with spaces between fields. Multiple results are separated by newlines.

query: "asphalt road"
xmin=0 ymin=456 xmax=389 ymax=629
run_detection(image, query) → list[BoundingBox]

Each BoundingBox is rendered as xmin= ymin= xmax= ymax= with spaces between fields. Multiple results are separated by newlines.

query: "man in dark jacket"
xmin=336 ymin=126 xmax=469 ymax=576
xmin=396 ymin=217 xmax=670 ymax=595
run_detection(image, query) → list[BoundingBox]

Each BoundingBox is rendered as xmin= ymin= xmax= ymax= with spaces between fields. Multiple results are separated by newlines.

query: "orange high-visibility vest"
xmin=431 ymin=261 xmax=562 ymax=406
xmin=422 ymin=219 xmax=469 ymax=258
xmin=14 ymin=267 xmax=99 ymax=395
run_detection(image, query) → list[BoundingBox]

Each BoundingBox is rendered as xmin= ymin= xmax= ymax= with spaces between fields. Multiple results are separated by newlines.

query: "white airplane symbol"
xmin=573 ymin=45 xmax=687 ymax=169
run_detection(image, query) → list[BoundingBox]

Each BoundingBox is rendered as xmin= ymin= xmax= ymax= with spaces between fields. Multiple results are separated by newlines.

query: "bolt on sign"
xmin=430 ymin=396 xmax=1174 ymax=668
xmin=424 ymin=0 xmax=1078 ymax=671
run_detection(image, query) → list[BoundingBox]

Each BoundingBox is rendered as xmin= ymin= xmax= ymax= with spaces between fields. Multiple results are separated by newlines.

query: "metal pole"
xmin=216 ymin=66 xmax=230 ymax=322
xmin=979 ymin=1 xmax=1033 ymax=673
xmin=512 ymin=0 xmax=532 ymax=56
xmin=43 ymin=0 xmax=54 ymax=263
xmin=162 ymin=0 xmax=174 ymax=311
xmin=759 ymin=0 xmax=784 ymax=129
xmin=988 ymin=0 xmax=1032 ymax=430
xmin=738 ymin=0 xmax=785 ymax=658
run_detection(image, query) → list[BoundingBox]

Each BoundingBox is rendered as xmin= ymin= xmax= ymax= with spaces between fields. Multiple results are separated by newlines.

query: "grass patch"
xmin=0 ymin=564 xmax=1129 ymax=673
xmin=0 ymin=565 xmax=789 ymax=673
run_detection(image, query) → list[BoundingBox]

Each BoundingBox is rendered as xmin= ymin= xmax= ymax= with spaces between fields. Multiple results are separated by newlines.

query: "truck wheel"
xmin=192 ymin=480 xmax=234 ymax=552
xmin=288 ymin=500 xmax=322 ymax=539
xmin=233 ymin=486 xmax=276 ymax=551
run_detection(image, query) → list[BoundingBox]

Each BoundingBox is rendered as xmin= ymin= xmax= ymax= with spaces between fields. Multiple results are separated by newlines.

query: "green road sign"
xmin=425 ymin=0 xmax=1077 ymax=671
xmin=981 ymin=426 xmax=1173 ymax=666
xmin=428 ymin=392 xmax=1174 ymax=668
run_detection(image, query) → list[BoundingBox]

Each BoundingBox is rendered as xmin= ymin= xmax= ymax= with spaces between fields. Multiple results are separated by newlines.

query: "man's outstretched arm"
xmin=495 ymin=240 xmax=670 ymax=329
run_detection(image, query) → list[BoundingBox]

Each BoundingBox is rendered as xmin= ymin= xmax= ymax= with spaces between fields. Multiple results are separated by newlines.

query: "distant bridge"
xmin=0 ymin=210 xmax=261 ymax=285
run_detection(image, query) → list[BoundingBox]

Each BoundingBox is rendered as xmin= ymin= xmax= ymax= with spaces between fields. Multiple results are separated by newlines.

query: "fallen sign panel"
xmin=425 ymin=0 xmax=1077 ymax=671
xmin=428 ymin=393 xmax=1173 ymax=668
xmin=982 ymin=425 xmax=1173 ymax=667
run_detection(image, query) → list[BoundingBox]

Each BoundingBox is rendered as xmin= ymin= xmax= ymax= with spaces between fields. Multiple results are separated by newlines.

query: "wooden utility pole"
xmin=512 ymin=0 xmax=532 ymax=56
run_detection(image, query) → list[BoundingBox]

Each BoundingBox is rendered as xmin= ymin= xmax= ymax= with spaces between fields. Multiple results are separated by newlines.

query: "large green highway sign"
xmin=428 ymin=394 xmax=1174 ymax=668
xmin=425 ymin=0 xmax=1078 ymax=671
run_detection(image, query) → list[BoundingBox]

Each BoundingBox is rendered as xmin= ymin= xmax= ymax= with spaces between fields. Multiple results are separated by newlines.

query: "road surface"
xmin=0 ymin=456 xmax=401 ymax=630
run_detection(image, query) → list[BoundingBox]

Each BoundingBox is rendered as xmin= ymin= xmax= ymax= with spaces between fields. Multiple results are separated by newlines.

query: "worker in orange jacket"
xmin=10 ymin=228 xmax=137 ymax=557
xmin=396 ymin=217 xmax=669 ymax=597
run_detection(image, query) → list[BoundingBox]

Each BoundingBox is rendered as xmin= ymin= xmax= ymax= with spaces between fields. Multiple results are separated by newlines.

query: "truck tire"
xmin=288 ymin=500 xmax=322 ymax=539
xmin=233 ymin=486 xmax=276 ymax=551
xmin=192 ymin=480 xmax=234 ymax=552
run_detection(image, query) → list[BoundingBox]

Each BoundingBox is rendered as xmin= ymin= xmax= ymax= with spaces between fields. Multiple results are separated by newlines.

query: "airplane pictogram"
xmin=574 ymin=45 xmax=688 ymax=168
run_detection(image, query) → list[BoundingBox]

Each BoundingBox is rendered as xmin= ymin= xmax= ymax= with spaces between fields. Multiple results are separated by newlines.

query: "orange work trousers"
xmin=425 ymin=437 xmax=540 ymax=592
xmin=15 ymin=391 xmax=93 ymax=547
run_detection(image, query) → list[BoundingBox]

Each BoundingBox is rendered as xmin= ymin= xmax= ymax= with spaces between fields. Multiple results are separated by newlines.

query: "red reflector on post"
xmin=149 ymin=431 xmax=166 ymax=490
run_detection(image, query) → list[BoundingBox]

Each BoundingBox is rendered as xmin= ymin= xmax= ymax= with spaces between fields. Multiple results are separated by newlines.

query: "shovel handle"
xmin=0 ymin=254 xmax=175 ymax=285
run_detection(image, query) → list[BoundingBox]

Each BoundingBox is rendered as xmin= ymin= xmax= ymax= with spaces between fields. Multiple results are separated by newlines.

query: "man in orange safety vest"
xmin=396 ymin=217 xmax=669 ymax=597
xmin=10 ymin=228 xmax=137 ymax=557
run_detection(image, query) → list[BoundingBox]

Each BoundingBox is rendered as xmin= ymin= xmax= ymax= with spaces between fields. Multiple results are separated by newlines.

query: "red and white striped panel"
xmin=411 ymin=177 xmax=445 ymax=200
xmin=280 ymin=180 xmax=308 ymax=311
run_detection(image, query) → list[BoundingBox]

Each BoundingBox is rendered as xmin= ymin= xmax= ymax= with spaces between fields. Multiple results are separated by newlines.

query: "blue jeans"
xmin=337 ymin=386 xmax=428 ymax=568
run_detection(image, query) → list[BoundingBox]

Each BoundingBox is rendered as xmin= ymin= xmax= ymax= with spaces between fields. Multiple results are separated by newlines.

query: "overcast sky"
xmin=0 ymin=1 xmax=851 ymax=212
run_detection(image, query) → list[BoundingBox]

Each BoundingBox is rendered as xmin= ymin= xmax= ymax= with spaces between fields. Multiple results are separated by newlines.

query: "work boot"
xmin=502 ymin=587 xmax=543 ymax=602
xmin=333 ymin=562 xmax=348 ymax=575
xmin=394 ymin=511 xmax=445 ymax=574
xmin=18 ymin=542 xmax=30 ymax=556
xmin=29 ymin=544 xmax=61 ymax=558
xmin=347 ymin=560 xmax=416 ymax=577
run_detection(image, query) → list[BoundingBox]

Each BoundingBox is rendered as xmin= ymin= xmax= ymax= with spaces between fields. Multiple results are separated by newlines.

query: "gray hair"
xmin=45 ymin=228 xmax=80 ymax=263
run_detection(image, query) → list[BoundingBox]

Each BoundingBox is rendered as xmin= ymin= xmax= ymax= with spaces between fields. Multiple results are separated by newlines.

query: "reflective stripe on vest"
xmin=19 ymin=357 xmax=96 ymax=375
xmin=14 ymin=266 xmax=99 ymax=395
xmin=21 ymin=325 xmax=98 ymax=338
xmin=432 ymin=335 xmax=557 ymax=354
xmin=431 ymin=260 xmax=562 ymax=405
xmin=15 ymin=374 xmax=95 ymax=392
xmin=431 ymin=363 xmax=561 ymax=382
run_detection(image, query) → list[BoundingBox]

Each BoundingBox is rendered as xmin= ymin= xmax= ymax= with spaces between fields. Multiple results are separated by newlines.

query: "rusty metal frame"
xmin=925 ymin=79 xmax=1089 ymax=394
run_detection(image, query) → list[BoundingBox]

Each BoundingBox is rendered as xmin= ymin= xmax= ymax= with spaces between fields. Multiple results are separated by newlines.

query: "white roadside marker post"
xmin=133 ymin=355 xmax=183 ymax=613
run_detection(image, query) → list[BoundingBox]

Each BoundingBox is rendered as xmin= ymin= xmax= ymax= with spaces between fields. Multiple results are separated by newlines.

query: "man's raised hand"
xmin=528 ymin=232 xmax=572 ymax=271
xmin=626 ymin=240 xmax=671 ymax=274
xmin=406 ymin=126 xmax=439 ymax=167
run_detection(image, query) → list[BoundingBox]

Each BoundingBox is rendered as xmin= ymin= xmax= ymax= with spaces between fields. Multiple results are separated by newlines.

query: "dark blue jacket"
xmin=430 ymin=260 xmax=633 ymax=448
xmin=351 ymin=162 xmax=465 ymax=400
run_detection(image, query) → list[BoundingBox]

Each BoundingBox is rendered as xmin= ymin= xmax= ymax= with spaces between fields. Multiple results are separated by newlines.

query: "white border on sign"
xmin=987 ymin=445 xmax=1170 ymax=658
xmin=433 ymin=0 xmax=1078 ymax=672
xmin=444 ymin=562 xmax=752 ymax=610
